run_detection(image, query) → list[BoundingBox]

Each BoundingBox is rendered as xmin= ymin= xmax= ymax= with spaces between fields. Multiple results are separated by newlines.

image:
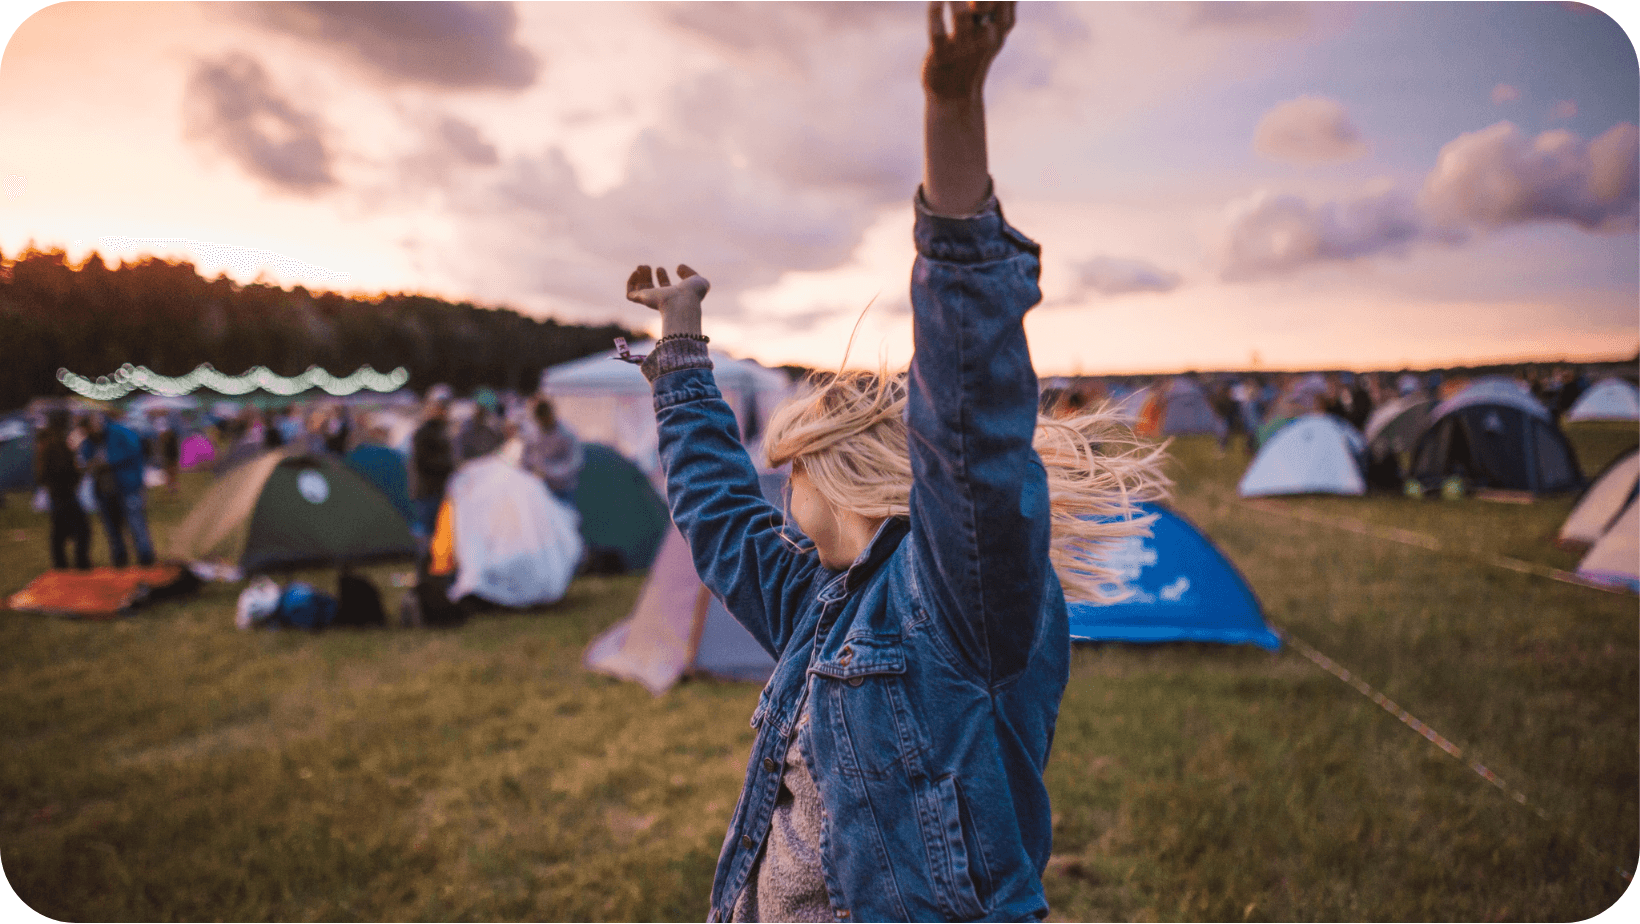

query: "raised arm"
xmin=627 ymin=265 xmax=821 ymax=658
xmin=907 ymin=1 xmax=1054 ymax=685
xmin=921 ymin=0 xmax=1013 ymax=215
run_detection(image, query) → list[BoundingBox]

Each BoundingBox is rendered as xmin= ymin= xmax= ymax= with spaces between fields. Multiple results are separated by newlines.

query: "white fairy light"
xmin=56 ymin=362 xmax=413 ymax=400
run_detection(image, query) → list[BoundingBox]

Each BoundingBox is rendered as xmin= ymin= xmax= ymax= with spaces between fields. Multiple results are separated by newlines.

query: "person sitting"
xmin=523 ymin=397 xmax=585 ymax=503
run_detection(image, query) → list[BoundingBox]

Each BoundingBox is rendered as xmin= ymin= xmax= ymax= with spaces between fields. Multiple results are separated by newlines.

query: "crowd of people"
xmin=28 ymin=386 xmax=587 ymax=572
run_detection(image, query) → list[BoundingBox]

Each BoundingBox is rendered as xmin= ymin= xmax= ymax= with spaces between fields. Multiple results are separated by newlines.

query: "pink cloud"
xmin=1253 ymin=96 xmax=1368 ymax=164
xmin=1421 ymin=121 xmax=1637 ymax=233
xmin=1491 ymin=83 xmax=1520 ymax=105
xmin=1551 ymin=99 xmax=1579 ymax=120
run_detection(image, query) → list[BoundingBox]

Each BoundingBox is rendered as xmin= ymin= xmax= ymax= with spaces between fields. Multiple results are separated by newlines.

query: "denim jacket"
xmin=646 ymin=195 xmax=1065 ymax=923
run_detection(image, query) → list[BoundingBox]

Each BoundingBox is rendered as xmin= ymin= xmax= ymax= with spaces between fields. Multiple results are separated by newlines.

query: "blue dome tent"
xmin=1068 ymin=504 xmax=1279 ymax=650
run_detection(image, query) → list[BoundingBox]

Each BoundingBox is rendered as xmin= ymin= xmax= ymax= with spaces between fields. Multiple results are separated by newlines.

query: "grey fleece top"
xmin=731 ymin=703 xmax=830 ymax=923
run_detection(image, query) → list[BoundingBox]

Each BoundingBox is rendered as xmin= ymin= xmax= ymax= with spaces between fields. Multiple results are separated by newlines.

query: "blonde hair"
xmin=763 ymin=368 xmax=1172 ymax=605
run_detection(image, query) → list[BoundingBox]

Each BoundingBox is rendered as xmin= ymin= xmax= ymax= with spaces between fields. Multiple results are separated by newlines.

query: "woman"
xmin=626 ymin=4 xmax=1167 ymax=919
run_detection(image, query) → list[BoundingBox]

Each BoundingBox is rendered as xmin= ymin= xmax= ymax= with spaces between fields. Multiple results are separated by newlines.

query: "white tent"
xmin=1559 ymin=449 xmax=1639 ymax=548
xmin=444 ymin=456 xmax=583 ymax=608
xmin=583 ymin=470 xmax=785 ymax=694
xmin=1109 ymin=386 xmax=1151 ymax=425
xmin=1577 ymin=498 xmax=1639 ymax=592
xmin=1238 ymin=413 xmax=1367 ymax=497
xmin=540 ymin=343 xmax=791 ymax=477
xmin=1565 ymin=378 xmax=1640 ymax=422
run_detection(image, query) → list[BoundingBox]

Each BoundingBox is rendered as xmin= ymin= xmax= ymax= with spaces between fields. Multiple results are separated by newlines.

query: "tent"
xmin=1108 ymin=385 xmax=1152 ymax=426
xmin=574 ymin=442 xmax=670 ymax=573
xmin=1409 ymin=378 xmax=1582 ymax=495
xmin=1576 ymin=498 xmax=1638 ymax=592
xmin=168 ymin=449 xmax=417 ymax=572
xmin=440 ymin=455 xmax=583 ymax=608
xmin=1565 ymin=377 xmax=1640 ymax=422
xmin=0 ymin=413 xmax=34 ymax=493
xmin=1067 ymin=504 xmax=1279 ymax=649
xmin=344 ymin=442 xmax=416 ymax=525
xmin=1135 ymin=377 xmax=1227 ymax=438
xmin=584 ymin=471 xmax=786 ymax=693
xmin=540 ymin=343 xmax=791 ymax=477
xmin=1364 ymin=394 xmax=1436 ymax=456
xmin=1238 ymin=414 xmax=1367 ymax=497
xmin=180 ymin=433 xmax=217 ymax=470
xmin=1558 ymin=447 xmax=1639 ymax=549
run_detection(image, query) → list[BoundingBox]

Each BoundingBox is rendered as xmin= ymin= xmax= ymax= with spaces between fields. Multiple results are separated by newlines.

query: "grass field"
xmin=1 ymin=421 xmax=1635 ymax=921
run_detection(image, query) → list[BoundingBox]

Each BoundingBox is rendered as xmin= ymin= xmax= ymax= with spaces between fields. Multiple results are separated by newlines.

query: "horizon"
xmin=2 ymin=2 xmax=1637 ymax=376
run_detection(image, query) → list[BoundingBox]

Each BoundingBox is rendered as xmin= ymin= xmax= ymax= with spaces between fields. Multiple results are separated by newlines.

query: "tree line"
xmin=0 ymin=248 xmax=641 ymax=411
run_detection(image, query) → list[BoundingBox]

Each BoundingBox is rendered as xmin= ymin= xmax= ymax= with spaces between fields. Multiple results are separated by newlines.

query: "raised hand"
xmin=923 ymin=1 xmax=1015 ymax=103
xmin=920 ymin=2 xmax=1013 ymax=216
xmin=626 ymin=264 xmax=709 ymax=337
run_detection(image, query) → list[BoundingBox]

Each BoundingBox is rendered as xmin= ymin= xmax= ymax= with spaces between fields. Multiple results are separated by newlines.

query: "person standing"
xmin=34 ymin=410 xmax=92 ymax=569
xmin=623 ymin=6 xmax=1167 ymax=919
xmin=79 ymin=411 xmax=155 ymax=567
xmin=409 ymin=391 xmax=455 ymax=542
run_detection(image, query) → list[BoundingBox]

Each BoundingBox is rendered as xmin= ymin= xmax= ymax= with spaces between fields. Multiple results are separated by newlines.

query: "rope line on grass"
xmin=1239 ymin=500 xmax=1625 ymax=595
xmin=1275 ymin=627 xmax=1634 ymax=884
xmin=1274 ymin=629 xmax=1540 ymax=814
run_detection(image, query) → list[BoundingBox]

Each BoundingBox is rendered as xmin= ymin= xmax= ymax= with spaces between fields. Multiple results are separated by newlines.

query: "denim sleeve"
xmin=906 ymin=190 xmax=1050 ymax=685
xmin=651 ymin=361 xmax=821 ymax=659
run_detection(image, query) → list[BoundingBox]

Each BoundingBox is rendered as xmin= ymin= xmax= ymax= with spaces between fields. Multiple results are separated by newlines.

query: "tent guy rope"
xmin=1276 ymin=627 xmax=1634 ymax=884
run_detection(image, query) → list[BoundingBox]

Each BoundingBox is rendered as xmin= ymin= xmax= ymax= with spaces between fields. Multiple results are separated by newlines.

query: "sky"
xmin=0 ymin=1 xmax=1636 ymax=376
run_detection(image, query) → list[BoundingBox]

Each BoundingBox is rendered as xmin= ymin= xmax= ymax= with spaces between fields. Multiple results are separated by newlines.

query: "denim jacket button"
xmin=847 ymin=676 xmax=864 ymax=687
xmin=741 ymin=834 xmax=755 ymax=849
xmin=762 ymin=757 xmax=777 ymax=772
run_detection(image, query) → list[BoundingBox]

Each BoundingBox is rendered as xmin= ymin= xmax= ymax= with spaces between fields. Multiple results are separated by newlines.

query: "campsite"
xmin=1 ymin=412 xmax=1633 ymax=921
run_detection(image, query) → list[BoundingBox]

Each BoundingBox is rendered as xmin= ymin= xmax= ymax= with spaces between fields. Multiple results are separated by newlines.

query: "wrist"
xmin=659 ymin=307 xmax=703 ymax=338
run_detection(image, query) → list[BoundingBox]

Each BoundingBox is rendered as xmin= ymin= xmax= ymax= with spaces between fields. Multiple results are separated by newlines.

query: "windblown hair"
xmin=762 ymin=368 xmax=1172 ymax=605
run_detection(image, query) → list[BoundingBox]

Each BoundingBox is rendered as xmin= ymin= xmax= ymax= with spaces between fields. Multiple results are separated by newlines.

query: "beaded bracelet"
xmin=656 ymin=332 xmax=710 ymax=345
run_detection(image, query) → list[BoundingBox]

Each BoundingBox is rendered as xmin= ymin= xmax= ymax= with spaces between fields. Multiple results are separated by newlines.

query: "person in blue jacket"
xmin=79 ymin=411 xmax=155 ymax=567
xmin=624 ymin=4 xmax=1169 ymax=920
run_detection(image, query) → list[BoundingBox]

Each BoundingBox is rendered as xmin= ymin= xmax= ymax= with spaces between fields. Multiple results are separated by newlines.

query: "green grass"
xmin=1 ymin=422 xmax=1635 ymax=921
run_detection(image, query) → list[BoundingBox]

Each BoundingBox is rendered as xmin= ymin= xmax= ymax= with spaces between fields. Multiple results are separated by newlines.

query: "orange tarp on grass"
xmin=5 ymin=566 xmax=195 ymax=619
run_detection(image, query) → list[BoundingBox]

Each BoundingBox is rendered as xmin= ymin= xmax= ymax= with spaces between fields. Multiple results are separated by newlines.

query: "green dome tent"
xmin=168 ymin=449 xmax=417 ymax=573
xmin=573 ymin=442 xmax=670 ymax=573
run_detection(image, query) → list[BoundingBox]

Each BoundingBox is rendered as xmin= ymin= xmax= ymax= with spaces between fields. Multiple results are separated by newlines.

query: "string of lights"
xmin=56 ymin=363 xmax=411 ymax=401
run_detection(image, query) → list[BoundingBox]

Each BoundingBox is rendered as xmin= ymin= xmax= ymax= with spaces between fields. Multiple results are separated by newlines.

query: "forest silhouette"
xmin=0 ymin=248 xmax=640 ymax=409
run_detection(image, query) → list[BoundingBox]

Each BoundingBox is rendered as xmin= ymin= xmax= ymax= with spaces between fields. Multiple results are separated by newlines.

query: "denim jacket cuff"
xmin=913 ymin=184 xmax=1039 ymax=264
xmin=641 ymin=338 xmax=713 ymax=384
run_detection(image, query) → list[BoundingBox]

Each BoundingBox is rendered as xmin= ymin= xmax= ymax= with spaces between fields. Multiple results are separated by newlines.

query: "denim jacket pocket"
xmin=808 ymin=637 xmax=906 ymax=683
xmin=921 ymin=774 xmax=989 ymax=920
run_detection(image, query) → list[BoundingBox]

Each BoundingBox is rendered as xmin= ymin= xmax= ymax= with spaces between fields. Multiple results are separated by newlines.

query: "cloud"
xmin=244 ymin=1 xmax=539 ymax=90
xmin=1551 ymin=99 xmax=1579 ymax=120
xmin=1176 ymin=2 xmax=1314 ymax=36
xmin=1219 ymin=186 xmax=1425 ymax=279
xmin=1073 ymin=256 xmax=1183 ymax=296
xmin=1254 ymin=96 xmax=1367 ymax=163
xmin=1219 ymin=120 xmax=1638 ymax=280
xmin=1420 ymin=121 xmax=1638 ymax=233
xmin=184 ymin=53 xmax=335 ymax=193
xmin=1491 ymin=83 xmax=1520 ymax=105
